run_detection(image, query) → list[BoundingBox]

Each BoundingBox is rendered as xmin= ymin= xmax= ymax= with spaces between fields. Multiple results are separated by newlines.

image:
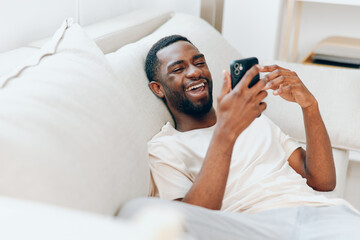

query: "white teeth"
xmin=186 ymin=83 xmax=205 ymax=92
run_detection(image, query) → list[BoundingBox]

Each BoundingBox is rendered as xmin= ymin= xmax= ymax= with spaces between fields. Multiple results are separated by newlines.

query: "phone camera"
xmin=234 ymin=63 xmax=243 ymax=75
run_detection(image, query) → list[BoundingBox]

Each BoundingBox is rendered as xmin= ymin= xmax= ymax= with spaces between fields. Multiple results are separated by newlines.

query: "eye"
xmin=172 ymin=67 xmax=184 ymax=73
xmin=195 ymin=61 xmax=205 ymax=66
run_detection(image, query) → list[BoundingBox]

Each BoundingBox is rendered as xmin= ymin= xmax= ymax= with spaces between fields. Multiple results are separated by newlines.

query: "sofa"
xmin=0 ymin=8 xmax=359 ymax=239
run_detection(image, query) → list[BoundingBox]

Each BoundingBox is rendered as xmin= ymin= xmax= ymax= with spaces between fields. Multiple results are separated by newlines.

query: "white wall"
xmin=222 ymin=0 xmax=360 ymax=61
xmin=0 ymin=0 xmax=77 ymax=53
xmin=0 ymin=0 xmax=201 ymax=53
xmin=222 ymin=0 xmax=283 ymax=60
xmin=78 ymin=0 xmax=133 ymax=26
xmin=130 ymin=0 xmax=201 ymax=18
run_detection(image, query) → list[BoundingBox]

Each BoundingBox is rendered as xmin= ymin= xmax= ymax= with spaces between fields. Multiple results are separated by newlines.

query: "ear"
xmin=149 ymin=81 xmax=165 ymax=98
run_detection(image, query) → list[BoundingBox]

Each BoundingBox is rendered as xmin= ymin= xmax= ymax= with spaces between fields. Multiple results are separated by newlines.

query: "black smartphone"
xmin=230 ymin=57 xmax=259 ymax=89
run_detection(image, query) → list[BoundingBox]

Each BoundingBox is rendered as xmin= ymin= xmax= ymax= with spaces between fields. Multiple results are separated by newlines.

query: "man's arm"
xmin=178 ymin=66 xmax=267 ymax=210
xmin=261 ymin=65 xmax=336 ymax=191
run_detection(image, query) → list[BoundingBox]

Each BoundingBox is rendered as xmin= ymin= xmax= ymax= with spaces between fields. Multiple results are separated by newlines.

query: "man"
xmin=137 ymin=34 xmax=360 ymax=238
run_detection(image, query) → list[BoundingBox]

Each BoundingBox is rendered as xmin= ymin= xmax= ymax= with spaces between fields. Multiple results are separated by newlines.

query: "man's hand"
xmin=261 ymin=64 xmax=336 ymax=191
xmin=217 ymin=65 xmax=267 ymax=141
xmin=261 ymin=65 xmax=316 ymax=109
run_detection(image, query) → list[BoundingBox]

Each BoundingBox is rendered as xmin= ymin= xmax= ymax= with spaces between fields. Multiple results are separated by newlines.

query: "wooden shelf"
xmin=281 ymin=0 xmax=360 ymax=61
xmin=299 ymin=0 xmax=360 ymax=7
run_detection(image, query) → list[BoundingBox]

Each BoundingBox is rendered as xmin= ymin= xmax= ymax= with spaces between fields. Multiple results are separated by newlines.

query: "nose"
xmin=186 ymin=65 xmax=201 ymax=79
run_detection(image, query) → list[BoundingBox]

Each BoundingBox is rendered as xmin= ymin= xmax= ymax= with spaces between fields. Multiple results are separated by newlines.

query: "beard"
xmin=163 ymin=80 xmax=213 ymax=116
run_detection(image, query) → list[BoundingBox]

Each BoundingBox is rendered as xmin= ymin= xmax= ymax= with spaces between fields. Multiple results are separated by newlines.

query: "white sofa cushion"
xmin=0 ymin=19 xmax=149 ymax=215
xmin=106 ymin=13 xmax=241 ymax=140
xmin=0 ymin=196 xmax=185 ymax=240
xmin=263 ymin=61 xmax=360 ymax=152
xmin=0 ymin=196 xmax=135 ymax=239
xmin=0 ymin=47 xmax=38 ymax=77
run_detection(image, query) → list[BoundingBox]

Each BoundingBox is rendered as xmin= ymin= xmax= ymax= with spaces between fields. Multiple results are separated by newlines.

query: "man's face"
xmin=156 ymin=41 xmax=213 ymax=115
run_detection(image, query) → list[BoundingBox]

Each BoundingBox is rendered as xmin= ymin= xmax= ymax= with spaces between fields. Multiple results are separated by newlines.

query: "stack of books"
xmin=302 ymin=36 xmax=360 ymax=69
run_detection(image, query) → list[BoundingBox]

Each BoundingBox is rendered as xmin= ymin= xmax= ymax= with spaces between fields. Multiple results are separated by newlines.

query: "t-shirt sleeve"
xmin=264 ymin=115 xmax=301 ymax=160
xmin=280 ymin=131 xmax=302 ymax=161
xmin=148 ymin=140 xmax=193 ymax=200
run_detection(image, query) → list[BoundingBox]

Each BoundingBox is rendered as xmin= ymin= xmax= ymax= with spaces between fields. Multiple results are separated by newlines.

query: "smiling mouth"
xmin=185 ymin=82 xmax=205 ymax=92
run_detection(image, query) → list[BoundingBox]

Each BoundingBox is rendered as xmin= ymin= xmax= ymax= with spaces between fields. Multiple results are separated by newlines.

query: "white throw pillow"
xmin=0 ymin=47 xmax=38 ymax=77
xmin=0 ymin=19 xmax=149 ymax=215
xmin=106 ymin=13 xmax=242 ymax=140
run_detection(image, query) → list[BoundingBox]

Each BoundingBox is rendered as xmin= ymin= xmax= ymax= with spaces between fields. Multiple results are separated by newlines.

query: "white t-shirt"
xmin=148 ymin=115 xmax=352 ymax=214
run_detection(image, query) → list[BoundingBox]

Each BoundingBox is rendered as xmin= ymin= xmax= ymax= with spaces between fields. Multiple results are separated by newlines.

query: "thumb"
xmin=218 ymin=70 xmax=231 ymax=101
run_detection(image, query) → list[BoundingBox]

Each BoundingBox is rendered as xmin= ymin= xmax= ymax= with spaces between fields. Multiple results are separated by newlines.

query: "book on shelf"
xmin=302 ymin=36 xmax=360 ymax=69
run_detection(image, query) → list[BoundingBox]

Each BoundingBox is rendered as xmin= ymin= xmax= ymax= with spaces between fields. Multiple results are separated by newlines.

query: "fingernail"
xmin=265 ymin=82 xmax=271 ymax=88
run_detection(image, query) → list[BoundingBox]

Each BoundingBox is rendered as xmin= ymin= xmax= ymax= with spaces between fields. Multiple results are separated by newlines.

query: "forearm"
xmin=181 ymin=126 xmax=236 ymax=210
xmin=303 ymin=100 xmax=336 ymax=191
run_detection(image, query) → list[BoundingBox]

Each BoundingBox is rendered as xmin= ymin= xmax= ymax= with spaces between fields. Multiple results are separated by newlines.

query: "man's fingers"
xmin=218 ymin=70 xmax=231 ymax=101
xmin=262 ymin=69 xmax=296 ymax=83
xmin=259 ymin=102 xmax=267 ymax=112
xmin=261 ymin=69 xmax=297 ymax=90
xmin=260 ymin=64 xmax=289 ymax=73
xmin=256 ymin=90 xmax=268 ymax=103
xmin=234 ymin=64 xmax=261 ymax=92
xmin=274 ymin=84 xmax=292 ymax=95
xmin=263 ymin=75 xmax=298 ymax=90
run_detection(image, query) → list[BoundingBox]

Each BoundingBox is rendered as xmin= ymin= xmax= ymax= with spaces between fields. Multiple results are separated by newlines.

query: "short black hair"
xmin=145 ymin=35 xmax=193 ymax=83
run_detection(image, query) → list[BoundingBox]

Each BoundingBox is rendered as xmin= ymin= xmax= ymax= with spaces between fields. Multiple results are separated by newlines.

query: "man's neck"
xmin=174 ymin=107 xmax=217 ymax=132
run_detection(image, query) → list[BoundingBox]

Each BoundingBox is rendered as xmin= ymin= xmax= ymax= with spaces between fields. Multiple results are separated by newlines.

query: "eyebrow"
xmin=167 ymin=60 xmax=184 ymax=70
xmin=193 ymin=53 xmax=205 ymax=60
xmin=167 ymin=54 xmax=205 ymax=70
